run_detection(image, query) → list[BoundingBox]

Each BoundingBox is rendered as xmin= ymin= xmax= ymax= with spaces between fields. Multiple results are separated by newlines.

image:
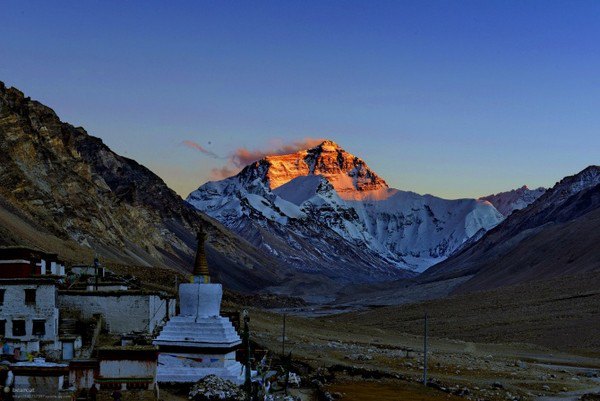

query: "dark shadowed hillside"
xmin=334 ymin=269 xmax=600 ymax=354
xmin=421 ymin=166 xmax=600 ymax=294
xmin=0 ymin=81 xmax=314 ymax=292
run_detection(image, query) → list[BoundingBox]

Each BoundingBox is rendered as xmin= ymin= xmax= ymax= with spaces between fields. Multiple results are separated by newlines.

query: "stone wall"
xmin=58 ymin=292 xmax=175 ymax=334
xmin=99 ymin=359 xmax=156 ymax=381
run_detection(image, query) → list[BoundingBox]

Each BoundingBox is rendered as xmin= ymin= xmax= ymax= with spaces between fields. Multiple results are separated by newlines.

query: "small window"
xmin=0 ymin=289 xmax=5 ymax=305
xmin=0 ymin=320 xmax=5 ymax=336
xmin=24 ymin=289 xmax=36 ymax=305
xmin=12 ymin=320 xmax=26 ymax=336
xmin=32 ymin=320 xmax=45 ymax=336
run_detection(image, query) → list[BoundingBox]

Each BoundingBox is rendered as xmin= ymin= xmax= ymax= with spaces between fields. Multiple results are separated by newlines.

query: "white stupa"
xmin=153 ymin=231 xmax=245 ymax=383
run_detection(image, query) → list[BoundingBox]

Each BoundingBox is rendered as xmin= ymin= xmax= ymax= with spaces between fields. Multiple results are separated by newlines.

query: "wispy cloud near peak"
xmin=209 ymin=137 xmax=326 ymax=179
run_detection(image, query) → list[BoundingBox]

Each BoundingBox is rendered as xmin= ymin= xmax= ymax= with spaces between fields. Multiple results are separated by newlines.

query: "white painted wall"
xmin=100 ymin=359 xmax=156 ymax=379
xmin=0 ymin=283 xmax=60 ymax=354
xmin=58 ymin=293 xmax=175 ymax=334
xmin=98 ymin=357 xmax=157 ymax=390
xmin=44 ymin=261 xmax=66 ymax=276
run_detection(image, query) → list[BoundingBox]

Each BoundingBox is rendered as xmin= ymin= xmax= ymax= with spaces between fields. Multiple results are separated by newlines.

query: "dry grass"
xmin=332 ymin=270 xmax=600 ymax=356
xmin=327 ymin=379 xmax=465 ymax=401
xmin=246 ymin=298 xmax=600 ymax=401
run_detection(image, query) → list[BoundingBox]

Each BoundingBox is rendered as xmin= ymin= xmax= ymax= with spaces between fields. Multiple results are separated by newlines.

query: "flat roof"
xmin=11 ymin=360 xmax=69 ymax=375
xmin=0 ymin=247 xmax=61 ymax=261
xmin=58 ymin=289 xmax=171 ymax=297
xmin=69 ymin=359 xmax=99 ymax=369
xmin=0 ymin=277 xmax=59 ymax=285
xmin=96 ymin=346 xmax=158 ymax=361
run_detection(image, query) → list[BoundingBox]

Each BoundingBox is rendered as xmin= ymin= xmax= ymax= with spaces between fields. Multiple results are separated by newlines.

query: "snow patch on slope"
xmin=273 ymin=175 xmax=325 ymax=206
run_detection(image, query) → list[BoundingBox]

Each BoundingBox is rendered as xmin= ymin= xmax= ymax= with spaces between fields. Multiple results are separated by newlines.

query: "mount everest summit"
xmin=187 ymin=140 xmax=504 ymax=281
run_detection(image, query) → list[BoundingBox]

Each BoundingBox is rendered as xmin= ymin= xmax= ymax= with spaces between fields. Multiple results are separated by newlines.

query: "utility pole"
xmin=174 ymin=275 xmax=180 ymax=315
xmin=93 ymin=256 xmax=99 ymax=291
xmin=423 ymin=312 xmax=428 ymax=386
xmin=243 ymin=309 xmax=252 ymax=399
xmin=284 ymin=351 xmax=291 ymax=395
xmin=281 ymin=313 xmax=286 ymax=357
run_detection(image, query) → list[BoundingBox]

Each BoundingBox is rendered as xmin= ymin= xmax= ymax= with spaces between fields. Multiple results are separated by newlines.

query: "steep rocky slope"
xmin=480 ymin=185 xmax=546 ymax=216
xmin=421 ymin=165 xmax=600 ymax=293
xmin=188 ymin=140 xmax=503 ymax=279
xmin=0 ymin=81 xmax=297 ymax=292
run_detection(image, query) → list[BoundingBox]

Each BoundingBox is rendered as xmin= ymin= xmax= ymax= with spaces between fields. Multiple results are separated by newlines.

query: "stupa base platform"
xmin=152 ymin=267 xmax=248 ymax=385
xmin=155 ymin=350 xmax=245 ymax=384
xmin=157 ymin=364 xmax=245 ymax=384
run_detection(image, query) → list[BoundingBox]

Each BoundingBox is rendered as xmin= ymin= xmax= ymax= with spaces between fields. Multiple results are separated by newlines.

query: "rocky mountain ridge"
xmin=480 ymin=185 xmax=546 ymax=216
xmin=0 ymin=81 xmax=300 ymax=292
xmin=241 ymin=140 xmax=389 ymax=195
xmin=188 ymin=141 xmax=504 ymax=278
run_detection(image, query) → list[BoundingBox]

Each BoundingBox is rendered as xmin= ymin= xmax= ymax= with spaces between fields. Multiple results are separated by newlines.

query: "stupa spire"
xmin=192 ymin=229 xmax=210 ymax=283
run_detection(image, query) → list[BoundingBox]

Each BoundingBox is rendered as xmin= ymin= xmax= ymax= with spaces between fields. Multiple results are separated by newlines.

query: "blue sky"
xmin=1 ymin=1 xmax=599 ymax=198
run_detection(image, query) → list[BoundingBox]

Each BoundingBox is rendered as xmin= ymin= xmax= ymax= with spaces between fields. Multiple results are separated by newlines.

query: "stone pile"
xmin=265 ymin=395 xmax=300 ymax=401
xmin=188 ymin=375 xmax=245 ymax=401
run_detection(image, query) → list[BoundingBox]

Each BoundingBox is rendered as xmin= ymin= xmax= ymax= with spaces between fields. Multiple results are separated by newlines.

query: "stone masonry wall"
xmin=58 ymin=293 xmax=172 ymax=334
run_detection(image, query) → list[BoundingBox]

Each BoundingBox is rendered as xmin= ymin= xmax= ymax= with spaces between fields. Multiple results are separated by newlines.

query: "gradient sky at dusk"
xmin=1 ymin=1 xmax=599 ymax=199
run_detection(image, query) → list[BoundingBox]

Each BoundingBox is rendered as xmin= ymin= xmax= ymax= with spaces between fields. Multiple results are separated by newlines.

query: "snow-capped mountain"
xmin=187 ymin=140 xmax=504 ymax=281
xmin=480 ymin=185 xmax=546 ymax=216
xmin=538 ymin=165 xmax=600 ymax=207
xmin=422 ymin=165 xmax=600 ymax=293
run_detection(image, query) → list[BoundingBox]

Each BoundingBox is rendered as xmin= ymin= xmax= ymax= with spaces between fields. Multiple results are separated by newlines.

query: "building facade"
xmin=0 ymin=279 xmax=61 ymax=356
xmin=0 ymin=247 xmax=65 ymax=278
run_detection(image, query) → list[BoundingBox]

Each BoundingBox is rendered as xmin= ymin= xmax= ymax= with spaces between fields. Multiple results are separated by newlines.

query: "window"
xmin=0 ymin=289 xmax=5 ymax=305
xmin=32 ymin=320 xmax=45 ymax=336
xmin=24 ymin=289 xmax=36 ymax=305
xmin=12 ymin=320 xmax=26 ymax=336
xmin=0 ymin=320 xmax=5 ymax=336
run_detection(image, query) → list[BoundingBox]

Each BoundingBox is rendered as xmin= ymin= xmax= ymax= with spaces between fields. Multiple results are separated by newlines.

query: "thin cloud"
xmin=210 ymin=165 xmax=239 ymax=180
xmin=182 ymin=140 xmax=222 ymax=159
xmin=230 ymin=137 xmax=325 ymax=167
xmin=195 ymin=137 xmax=327 ymax=180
